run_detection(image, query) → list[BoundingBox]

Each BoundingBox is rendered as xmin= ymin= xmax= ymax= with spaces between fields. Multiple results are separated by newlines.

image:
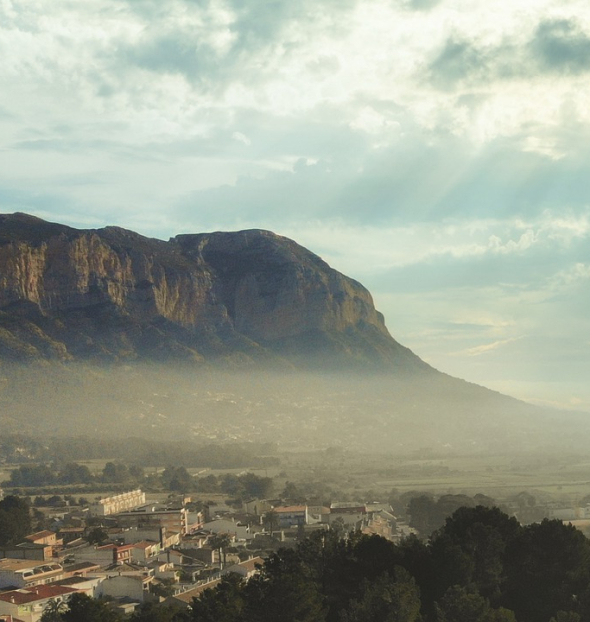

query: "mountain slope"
xmin=1 ymin=213 xmax=587 ymax=455
xmin=0 ymin=212 xmax=426 ymax=370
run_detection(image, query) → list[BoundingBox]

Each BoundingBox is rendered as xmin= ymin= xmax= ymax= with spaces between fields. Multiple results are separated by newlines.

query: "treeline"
xmin=4 ymin=462 xmax=273 ymax=500
xmin=0 ymin=434 xmax=278 ymax=468
xmin=125 ymin=505 xmax=589 ymax=622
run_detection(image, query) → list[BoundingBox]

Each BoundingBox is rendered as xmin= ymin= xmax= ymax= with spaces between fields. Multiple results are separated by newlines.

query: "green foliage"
xmin=220 ymin=472 xmax=273 ymax=500
xmin=8 ymin=464 xmax=56 ymax=487
xmin=246 ymin=548 xmax=326 ymax=622
xmin=188 ymin=574 xmax=246 ymax=622
xmin=87 ymin=527 xmax=109 ymax=545
xmin=504 ymin=519 xmax=590 ymax=622
xmin=130 ymin=602 xmax=185 ymax=622
xmin=161 ymin=466 xmax=193 ymax=491
xmin=435 ymin=585 xmax=514 ymax=622
xmin=339 ymin=569 xmax=421 ymax=622
xmin=101 ymin=461 xmax=131 ymax=484
xmin=0 ymin=494 xmax=32 ymax=545
xmin=59 ymin=462 xmax=94 ymax=484
xmin=407 ymin=494 xmax=481 ymax=537
xmin=60 ymin=593 xmax=123 ymax=622
xmin=41 ymin=597 xmax=68 ymax=622
xmin=550 ymin=613 xmax=581 ymax=622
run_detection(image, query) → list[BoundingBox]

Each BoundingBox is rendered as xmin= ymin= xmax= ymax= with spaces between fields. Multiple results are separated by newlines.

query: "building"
xmin=89 ymin=490 xmax=146 ymax=517
xmin=0 ymin=542 xmax=53 ymax=562
xmin=273 ymin=506 xmax=308 ymax=528
xmin=72 ymin=543 xmax=134 ymax=567
xmin=116 ymin=506 xmax=189 ymax=535
xmin=24 ymin=532 xmax=60 ymax=547
xmin=0 ymin=584 xmax=77 ymax=622
xmin=98 ymin=574 xmax=153 ymax=604
xmin=221 ymin=557 xmax=264 ymax=580
xmin=0 ymin=560 xmax=64 ymax=590
xmin=130 ymin=541 xmax=161 ymax=564
xmin=243 ymin=499 xmax=274 ymax=516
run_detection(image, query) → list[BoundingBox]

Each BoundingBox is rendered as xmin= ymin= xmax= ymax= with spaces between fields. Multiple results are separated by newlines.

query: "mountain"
xmin=1 ymin=212 xmax=586 ymax=455
xmin=0 ymin=212 xmax=427 ymax=370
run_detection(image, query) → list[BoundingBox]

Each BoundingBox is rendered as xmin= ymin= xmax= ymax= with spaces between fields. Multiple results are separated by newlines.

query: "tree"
xmin=431 ymin=506 xmax=521 ymax=604
xmin=41 ymin=598 xmax=68 ymax=622
xmin=188 ymin=573 xmax=246 ymax=622
xmin=59 ymin=462 xmax=93 ymax=484
xmin=61 ymin=593 xmax=123 ymax=622
xmin=264 ymin=509 xmax=279 ymax=536
xmin=246 ymin=548 xmax=326 ymax=622
xmin=87 ymin=527 xmax=108 ymax=545
xmin=435 ymin=585 xmax=516 ymax=622
xmin=102 ymin=461 xmax=130 ymax=484
xmin=282 ymin=481 xmax=303 ymax=502
xmin=209 ymin=533 xmax=232 ymax=569
xmin=407 ymin=495 xmax=437 ymax=536
xmin=339 ymin=569 xmax=421 ymax=622
xmin=130 ymin=602 xmax=185 ymax=622
xmin=550 ymin=613 xmax=581 ymax=622
xmin=0 ymin=495 xmax=32 ymax=545
xmin=504 ymin=519 xmax=590 ymax=621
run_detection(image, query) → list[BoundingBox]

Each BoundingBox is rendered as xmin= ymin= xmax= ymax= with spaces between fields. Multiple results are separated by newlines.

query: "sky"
xmin=1 ymin=0 xmax=589 ymax=411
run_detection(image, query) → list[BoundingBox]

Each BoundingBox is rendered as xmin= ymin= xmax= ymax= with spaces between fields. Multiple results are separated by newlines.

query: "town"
xmin=0 ymin=483 xmax=414 ymax=621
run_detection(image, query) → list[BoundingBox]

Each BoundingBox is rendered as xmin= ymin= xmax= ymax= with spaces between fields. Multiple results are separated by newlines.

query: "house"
xmin=130 ymin=541 xmax=161 ymax=564
xmin=202 ymin=519 xmax=252 ymax=541
xmin=121 ymin=526 xmax=180 ymax=549
xmin=329 ymin=502 xmax=366 ymax=531
xmin=24 ymin=532 xmax=60 ymax=548
xmin=0 ymin=585 xmax=77 ymax=622
xmin=0 ymin=560 xmax=64 ymax=590
xmin=221 ymin=557 xmax=264 ymax=580
xmin=72 ymin=543 xmax=134 ymax=567
xmin=97 ymin=574 xmax=153 ymax=604
xmin=165 ymin=579 xmax=221 ymax=608
xmin=307 ymin=506 xmax=331 ymax=524
xmin=0 ymin=543 xmax=52 ymax=562
xmin=57 ymin=528 xmax=85 ymax=545
xmin=273 ymin=506 xmax=308 ymax=528
xmin=53 ymin=574 xmax=103 ymax=598
xmin=243 ymin=499 xmax=273 ymax=516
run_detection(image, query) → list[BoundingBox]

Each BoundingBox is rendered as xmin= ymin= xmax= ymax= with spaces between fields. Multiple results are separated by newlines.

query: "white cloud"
xmin=453 ymin=337 xmax=525 ymax=357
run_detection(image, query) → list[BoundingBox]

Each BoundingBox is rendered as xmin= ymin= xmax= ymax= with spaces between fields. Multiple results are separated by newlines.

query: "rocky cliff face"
xmin=0 ymin=213 xmax=428 ymax=370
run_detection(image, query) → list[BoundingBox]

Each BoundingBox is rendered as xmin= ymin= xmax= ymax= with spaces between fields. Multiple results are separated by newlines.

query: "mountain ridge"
xmin=2 ymin=213 xmax=588 ymax=454
xmin=0 ymin=212 xmax=428 ymax=371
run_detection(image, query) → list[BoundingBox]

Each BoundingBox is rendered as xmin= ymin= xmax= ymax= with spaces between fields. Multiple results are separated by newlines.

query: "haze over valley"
xmin=0 ymin=212 xmax=588 ymax=460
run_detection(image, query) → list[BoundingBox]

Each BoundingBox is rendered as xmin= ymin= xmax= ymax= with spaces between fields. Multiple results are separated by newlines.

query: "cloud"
xmin=455 ymin=337 xmax=525 ymax=357
xmin=428 ymin=16 xmax=590 ymax=91
xmin=406 ymin=0 xmax=442 ymax=10
xmin=532 ymin=18 xmax=590 ymax=74
xmin=428 ymin=38 xmax=489 ymax=89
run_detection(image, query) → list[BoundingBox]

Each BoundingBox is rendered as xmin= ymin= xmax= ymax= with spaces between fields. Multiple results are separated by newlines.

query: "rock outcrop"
xmin=0 ymin=212 xmax=428 ymax=370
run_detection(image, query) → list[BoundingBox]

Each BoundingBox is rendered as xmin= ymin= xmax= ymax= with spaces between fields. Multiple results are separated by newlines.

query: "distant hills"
xmin=0 ymin=212 xmax=586 ymax=455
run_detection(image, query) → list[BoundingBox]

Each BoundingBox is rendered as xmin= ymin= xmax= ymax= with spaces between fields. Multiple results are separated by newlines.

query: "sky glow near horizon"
xmin=1 ymin=0 xmax=589 ymax=411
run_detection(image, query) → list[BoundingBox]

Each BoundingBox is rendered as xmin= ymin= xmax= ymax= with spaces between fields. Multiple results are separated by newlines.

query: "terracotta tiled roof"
xmin=132 ymin=541 xmax=158 ymax=549
xmin=172 ymin=580 xmax=221 ymax=604
xmin=0 ymin=585 xmax=76 ymax=605
xmin=24 ymin=530 xmax=55 ymax=541
xmin=274 ymin=506 xmax=307 ymax=513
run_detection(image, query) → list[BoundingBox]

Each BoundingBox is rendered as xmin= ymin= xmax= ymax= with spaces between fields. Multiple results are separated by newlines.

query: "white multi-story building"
xmin=0 ymin=559 xmax=65 ymax=589
xmin=89 ymin=489 xmax=146 ymax=517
